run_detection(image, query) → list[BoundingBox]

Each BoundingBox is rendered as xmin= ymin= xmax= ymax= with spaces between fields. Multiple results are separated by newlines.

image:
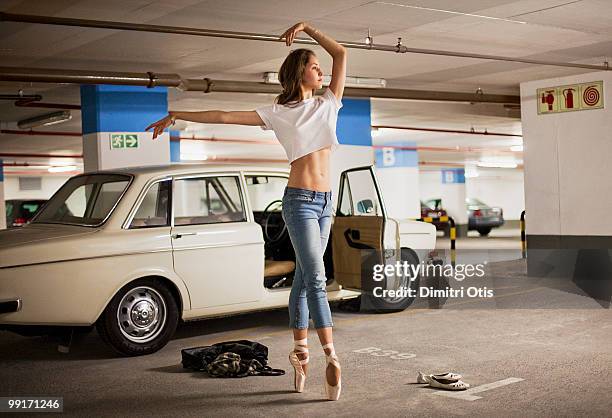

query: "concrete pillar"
xmin=0 ymin=160 xmax=5 ymax=229
xmin=520 ymin=72 xmax=611 ymax=286
xmin=331 ymin=97 xmax=375 ymax=191
xmin=374 ymin=141 xmax=420 ymax=219
xmin=440 ymin=168 xmax=468 ymax=237
xmin=80 ymin=85 xmax=170 ymax=172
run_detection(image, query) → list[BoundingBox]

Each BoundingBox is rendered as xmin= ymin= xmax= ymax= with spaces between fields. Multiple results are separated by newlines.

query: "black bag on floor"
xmin=181 ymin=339 xmax=285 ymax=378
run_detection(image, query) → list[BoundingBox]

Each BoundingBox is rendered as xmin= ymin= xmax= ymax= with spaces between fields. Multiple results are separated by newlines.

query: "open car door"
xmin=331 ymin=166 xmax=386 ymax=290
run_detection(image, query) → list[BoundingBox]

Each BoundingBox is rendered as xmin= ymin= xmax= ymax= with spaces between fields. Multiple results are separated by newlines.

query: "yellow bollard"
xmin=520 ymin=210 xmax=526 ymax=259
xmin=448 ymin=217 xmax=456 ymax=268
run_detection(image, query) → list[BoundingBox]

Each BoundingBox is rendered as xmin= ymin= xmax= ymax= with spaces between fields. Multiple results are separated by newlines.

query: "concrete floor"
xmin=1 ymin=259 xmax=611 ymax=417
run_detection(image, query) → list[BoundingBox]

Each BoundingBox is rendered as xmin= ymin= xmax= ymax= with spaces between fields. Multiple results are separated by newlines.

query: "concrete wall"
xmin=420 ymin=169 xmax=525 ymax=221
xmin=521 ymin=71 xmax=611 ymax=280
xmin=465 ymin=169 xmax=525 ymax=220
xmin=3 ymin=175 xmax=71 ymax=200
xmin=520 ymin=71 xmax=611 ymax=238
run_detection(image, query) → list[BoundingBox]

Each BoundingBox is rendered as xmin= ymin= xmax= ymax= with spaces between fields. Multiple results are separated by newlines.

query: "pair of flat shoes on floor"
xmin=417 ymin=371 xmax=470 ymax=391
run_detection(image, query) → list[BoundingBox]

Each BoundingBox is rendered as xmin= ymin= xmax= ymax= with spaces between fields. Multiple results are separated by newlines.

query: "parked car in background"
xmin=423 ymin=197 xmax=504 ymax=236
xmin=5 ymin=199 xmax=48 ymax=228
xmin=420 ymin=199 xmax=448 ymax=231
xmin=466 ymin=198 xmax=504 ymax=236
xmin=0 ymin=163 xmax=436 ymax=356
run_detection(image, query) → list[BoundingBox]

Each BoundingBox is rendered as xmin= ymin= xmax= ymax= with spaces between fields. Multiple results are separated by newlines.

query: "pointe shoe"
xmin=288 ymin=339 xmax=309 ymax=393
xmin=322 ymin=343 xmax=341 ymax=401
xmin=417 ymin=371 xmax=463 ymax=384
xmin=427 ymin=375 xmax=470 ymax=391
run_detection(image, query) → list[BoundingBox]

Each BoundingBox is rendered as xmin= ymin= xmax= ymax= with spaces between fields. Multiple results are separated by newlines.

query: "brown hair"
xmin=276 ymin=48 xmax=316 ymax=106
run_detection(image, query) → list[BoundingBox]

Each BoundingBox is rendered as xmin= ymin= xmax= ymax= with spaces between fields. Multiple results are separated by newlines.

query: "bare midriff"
xmin=286 ymin=146 xmax=332 ymax=192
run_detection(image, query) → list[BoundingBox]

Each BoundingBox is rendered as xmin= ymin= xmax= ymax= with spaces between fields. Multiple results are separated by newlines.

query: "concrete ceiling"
xmin=0 ymin=0 xmax=610 ymax=173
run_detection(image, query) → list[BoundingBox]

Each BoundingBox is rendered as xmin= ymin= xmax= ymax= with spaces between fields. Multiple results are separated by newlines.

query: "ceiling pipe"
xmin=0 ymin=152 xmax=82 ymax=159
xmin=0 ymin=94 xmax=42 ymax=100
xmin=420 ymin=160 xmax=524 ymax=169
xmin=0 ymin=66 xmax=182 ymax=87
xmin=0 ymin=129 xmax=82 ymax=137
xmin=419 ymin=161 xmax=464 ymax=167
xmin=172 ymin=135 xmax=278 ymax=145
xmin=0 ymin=93 xmax=81 ymax=110
xmin=15 ymin=99 xmax=81 ymax=110
xmin=1 ymin=162 xmax=50 ymax=167
xmin=181 ymin=157 xmax=288 ymax=164
xmin=1 ymin=12 xmax=609 ymax=72
xmin=0 ymin=66 xmax=519 ymax=104
xmin=372 ymin=144 xmax=519 ymax=154
xmin=0 ymin=130 xmax=520 ymax=154
xmin=2 ymin=170 xmax=82 ymax=175
xmin=174 ymin=135 xmax=520 ymax=154
xmin=372 ymin=125 xmax=522 ymax=137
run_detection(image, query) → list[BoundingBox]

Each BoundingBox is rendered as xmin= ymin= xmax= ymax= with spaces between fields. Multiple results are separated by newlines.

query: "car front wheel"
xmin=96 ymin=278 xmax=179 ymax=356
xmin=361 ymin=248 xmax=420 ymax=313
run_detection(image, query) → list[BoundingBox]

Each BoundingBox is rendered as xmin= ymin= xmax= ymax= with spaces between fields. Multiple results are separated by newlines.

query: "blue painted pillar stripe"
xmin=337 ymin=98 xmax=372 ymax=146
xmin=441 ymin=168 xmax=465 ymax=183
xmin=375 ymin=141 xmax=418 ymax=168
xmin=0 ymin=159 xmax=3 ymax=181
xmin=169 ymin=130 xmax=181 ymax=162
xmin=80 ymin=85 xmax=168 ymax=134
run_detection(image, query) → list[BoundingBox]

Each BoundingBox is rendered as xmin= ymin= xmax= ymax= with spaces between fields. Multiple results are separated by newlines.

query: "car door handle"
xmin=343 ymin=228 xmax=374 ymax=250
xmin=171 ymin=232 xmax=197 ymax=239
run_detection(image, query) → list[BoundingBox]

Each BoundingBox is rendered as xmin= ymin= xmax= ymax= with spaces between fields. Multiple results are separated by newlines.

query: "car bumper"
xmin=469 ymin=218 xmax=504 ymax=229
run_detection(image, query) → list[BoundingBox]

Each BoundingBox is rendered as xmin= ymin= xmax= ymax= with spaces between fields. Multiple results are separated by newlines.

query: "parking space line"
xmin=432 ymin=377 xmax=524 ymax=401
xmin=185 ymin=287 xmax=546 ymax=345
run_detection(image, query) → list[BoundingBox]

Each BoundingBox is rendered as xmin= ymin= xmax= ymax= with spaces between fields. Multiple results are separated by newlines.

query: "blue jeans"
xmin=282 ymin=186 xmax=334 ymax=329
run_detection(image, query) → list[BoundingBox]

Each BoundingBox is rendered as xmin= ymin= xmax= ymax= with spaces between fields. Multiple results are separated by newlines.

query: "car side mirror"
xmin=356 ymin=199 xmax=374 ymax=214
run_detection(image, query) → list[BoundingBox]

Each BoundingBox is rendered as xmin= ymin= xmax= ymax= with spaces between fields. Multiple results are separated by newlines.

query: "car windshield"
xmin=466 ymin=198 xmax=489 ymax=207
xmin=425 ymin=199 xmax=442 ymax=210
xmin=32 ymin=174 xmax=132 ymax=226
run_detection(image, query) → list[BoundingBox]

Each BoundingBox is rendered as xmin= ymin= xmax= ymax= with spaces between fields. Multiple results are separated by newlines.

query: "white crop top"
xmin=255 ymin=87 xmax=343 ymax=164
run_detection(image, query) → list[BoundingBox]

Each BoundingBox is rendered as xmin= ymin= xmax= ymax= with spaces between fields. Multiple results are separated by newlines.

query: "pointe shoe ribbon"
xmin=289 ymin=339 xmax=309 ymax=393
xmin=322 ymin=342 xmax=341 ymax=401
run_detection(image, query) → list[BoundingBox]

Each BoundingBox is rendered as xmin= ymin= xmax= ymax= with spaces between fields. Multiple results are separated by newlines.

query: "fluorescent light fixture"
xmin=477 ymin=161 xmax=518 ymax=169
xmin=376 ymin=2 xmax=527 ymax=24
xmin=18 ymin=111 xmax=72 ymax=129
xmin=180 ymin=154 xmax=208 ymax=161
xmin=510 ymin=145 xmax=523 ymax=152
xmin=48 ymin=165 xmax=77 ymax=173
xmin=264 ymin=72 xmax=386 ymax=88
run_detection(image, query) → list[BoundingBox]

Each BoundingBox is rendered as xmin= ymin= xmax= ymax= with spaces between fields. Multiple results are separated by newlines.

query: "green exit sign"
xmin=110 ymin=134 xmax=139 ymax=149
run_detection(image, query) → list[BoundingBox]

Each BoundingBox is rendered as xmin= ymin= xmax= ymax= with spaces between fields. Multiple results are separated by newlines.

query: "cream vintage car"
xmin=0 ymin=163 xmax=436 ymax=356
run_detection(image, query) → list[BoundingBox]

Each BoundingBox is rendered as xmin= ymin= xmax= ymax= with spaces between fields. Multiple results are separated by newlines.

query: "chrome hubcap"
xmin=381 ymin=251 xmax=417 ymax=304
xmin=117 ymin=286 xmax=167 ymax=343
xmin=381 ymin=273 xmax=411 ymax=304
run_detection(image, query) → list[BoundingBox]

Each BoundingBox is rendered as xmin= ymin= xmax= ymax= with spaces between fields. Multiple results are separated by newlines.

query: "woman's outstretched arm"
xmin=145 ymin=110 xmax=264 ymax=140
xmin=280 ymin=22 xmax=347 ymax=100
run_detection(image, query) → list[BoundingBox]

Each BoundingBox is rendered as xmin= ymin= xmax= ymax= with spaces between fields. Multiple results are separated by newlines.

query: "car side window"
xmin=129 ymin=180 xmax=171 ymax=229
xmin=173 ymin=175 xmax=246 ymax=226
xmin=245 ymin=175 xmax=288 ymax=211
xmin=338 ymin=169 xmax=382 ymax=216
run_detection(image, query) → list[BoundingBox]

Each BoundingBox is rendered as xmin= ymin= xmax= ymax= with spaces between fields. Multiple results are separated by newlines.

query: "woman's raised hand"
xmin=145 ymin=113 xmax=175 ymax=140
xmin=279 ymin=22 xmax=306 ymax=46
